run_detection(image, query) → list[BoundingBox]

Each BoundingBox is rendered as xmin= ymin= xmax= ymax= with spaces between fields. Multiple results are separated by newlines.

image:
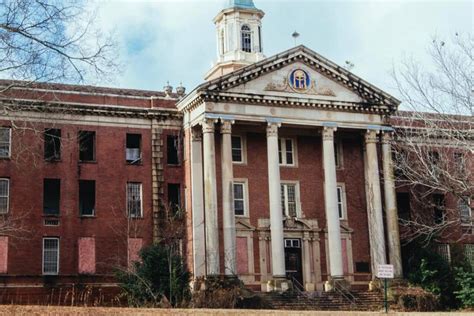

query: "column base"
xmin=265 ymin=277 xmax=291 ymax=292
xmin=324 ymin=277 xmax=349 ymax=292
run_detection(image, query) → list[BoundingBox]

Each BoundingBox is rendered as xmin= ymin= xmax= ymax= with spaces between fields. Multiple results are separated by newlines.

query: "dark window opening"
xmin=167 ymin=135 xmax=179 ymax=165
xmin=433 ymin=194 xmax=445 ymax=224
xmin=44 ymin=129 xmax=61 ymax=161
xmin=126 ymin=134 xmax=142 ymax=164
xmin=258 ymin=26 xmax=262 ymax=52
xmin=79 ymin=131 xmax=95 ymax=162
xmin=231 ymin=136 xmax=242 ymax=162
xmin=168 ymin=183 xmax=181 ymax=214
xmin=79 ymin=180 xmax=95 ymax=216
xmin=355 ymin=262 xmax=370 ymax=273
xmin=428 ymin=151 xmax=440 ymax=166
xmin=43 ymin=179 xmax=60 ymax=216
xmin=396 ymin=192 xmax=411 ymax=221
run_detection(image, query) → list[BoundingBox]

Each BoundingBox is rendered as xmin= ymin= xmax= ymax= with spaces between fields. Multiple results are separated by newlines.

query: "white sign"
xmin=377 ymin=264 xmax=394 ymax=279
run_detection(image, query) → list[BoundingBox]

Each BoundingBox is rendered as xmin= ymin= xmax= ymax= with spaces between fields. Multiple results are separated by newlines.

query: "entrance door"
xmin=284 ymin=238 xmax=303 ymax=290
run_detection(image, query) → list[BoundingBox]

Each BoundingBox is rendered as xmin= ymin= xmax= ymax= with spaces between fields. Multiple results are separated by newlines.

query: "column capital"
xmin=191 ymin=128 xmax=202 ymax=142
xmin=201 ymin=118 xmax=217 ymax=134
xmin=220 ymin=119 xmax=234 ymax=134
xmin=381 ymin=131 xmax=394 ymax=144
xmin=365 ymin=129 xmax=379 ymax=144
xmin=266 ymin=122 xmax=280 ymax=137
xmin=322 ymin=126 xmax=337 ymax=141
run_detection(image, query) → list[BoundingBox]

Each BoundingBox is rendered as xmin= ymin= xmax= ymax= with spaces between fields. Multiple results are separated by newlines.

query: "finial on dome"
xmin=226 ymin=0 xmax=257 ymax=9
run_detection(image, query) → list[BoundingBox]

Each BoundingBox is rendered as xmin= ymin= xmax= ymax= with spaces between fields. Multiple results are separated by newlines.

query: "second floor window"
xmin=0 ymin=127 xmax=11 ymax=158
xmin=43 ymin=179 xmax=60 ymax=216
xmin=126 ymin=134 xmax=142 ymax=164
xmin=433 ymin=194 xmax=446 ymax=224
xmin=281 ymin=183 xmax=298 ymax=217
xmin=241 ymin=25 xmax=251 ymax=53
xmin=167 ymin=183 xmax=181 ymax=214
xmin=127 ymin=182 xmax=142 ymax=218
xmin=459 ymin=197 xmax=472 ymax=224
xmin=0 ymin=179 xmax=9 ymax=214
xmin=337 ymin=185 xmax=345 ymax=219
xmin=167 ymin=135 xmax=179 ymax=165
xmin=279 ymin=138 xmax=295 ymax=166
xmin=79 ymin=180 xmax=95 ymax=216
xmin=79 ymin=131 xmax=95 ymax=162
xmin=44 ymin=129 xmax=61 ymax=161
xmin=232 ymin=136 xmax=243 ymax=163
xmin=233 ymin=182 xmax=246 ymax=216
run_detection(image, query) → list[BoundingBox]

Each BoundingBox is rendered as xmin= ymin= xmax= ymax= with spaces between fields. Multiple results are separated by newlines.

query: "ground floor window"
xmin=43 ymin=238 xmax=59 ymax=275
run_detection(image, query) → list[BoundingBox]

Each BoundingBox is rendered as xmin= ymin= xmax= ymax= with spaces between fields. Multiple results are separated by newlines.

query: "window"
xmin=355 ymin=262 xmax=370 ymax=273
xmin=284 ymin=239 xmax=300 ymax=248
xmin=42 ymin=238 xmax=59 ymax=275
xmin=0 ymin=179 xmax=9 ymax=214
xmin=337 ymin=185 xmax=345 ymax=219
xmin=168 ymin=183 xmax=181 ymax=214
xmin=167 ymin=135 xmax=179 ymax=165
xmin=233 ymin=182 xmax=247 ymax=216
xmin=396 ymin=192 xmax=411 ymax=221
xmin=454 ymin=152 xmax=465 ymax=173
xmin=258 ymin=26 xmax=262 ymax=52
xmin=219 ymin=29 xmax=225 ymax=55
xmin=281 ymin=183 xmax=299 ymax=217
xmin=435 ymin=243 xmax=451 ymax=263
xmin=44 ymin=129 xmax=61 ymax=161
xmin=127 ymin=182 xmax=142 ymax=218
xmin=278 ymin=138 xmax=295 ymax=166
xmin=459 ymin=197 xmax=472 ymax=224
xmin=79 ymin=131 xmax=95 ymax=162
xmin=433 ymin=194 xmax=445 ymax=224
xmin=464 ymin=244 xmax=474 ymax=268
xmin=0 ymin=127 xmax=11 ymax=158
xmin=43 ymin=179 xmax=60 ymax=216
xmin=79 ymin=180 xmax=95 ymax=216
xmin=126 ymin=134 xmax=142 ymax=164
xmin=241 ymin=25 xmax=251 ymax=53
xmin=231 ymin=136 xmax=243 ymax=163
xmin=335 ymin=140 xmax=343 ymax=168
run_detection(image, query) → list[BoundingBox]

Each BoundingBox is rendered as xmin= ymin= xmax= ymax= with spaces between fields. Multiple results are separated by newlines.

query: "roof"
xmin=226 ymin=0 xmax=257 ymax=10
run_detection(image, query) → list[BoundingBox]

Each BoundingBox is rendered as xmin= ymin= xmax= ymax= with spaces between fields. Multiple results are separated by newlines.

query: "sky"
xmin=94 ymin=0 xmax=472 ymax=100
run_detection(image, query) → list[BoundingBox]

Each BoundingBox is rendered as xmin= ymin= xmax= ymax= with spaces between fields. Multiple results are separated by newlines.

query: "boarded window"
xmin=0 ymin=127 xmax=11 ymax=158
xmin=43 ymin=238 xmax=59 ymax=275
xmin=79 ymin=180 xmax=95 ymax=216
xmin=78 ymin=237 xmax=95 ymax=274
xmin=43 ymin=179 xmax=60 ymax=215
xmin=167 ymin=135 xmax=179 ymax=165
xmin=126 ymin=134 xmax=141 ymax=164
xmin=44 ymin=129 xmax=61 ymax=161
xmin=128 ymin=238 xmax=143 ymax=269
xmin=79 ymin=131 xmax=95 ymax=161
xmin=0 ymin=236 xmax=7 ymax=273
xmin=0 ymin=179 xmax=9 ymax=214
xmin=167 ymin=183 xmax=180 ymax=214
xmin=127 ymin=182 xmax=142 ymax=218
xmin=236 ymin=237 xmax=248 ymax=274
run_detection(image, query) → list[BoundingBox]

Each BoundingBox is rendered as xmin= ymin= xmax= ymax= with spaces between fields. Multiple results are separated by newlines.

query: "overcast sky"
xmin=95 ymin=0 xmax=472 ymax=99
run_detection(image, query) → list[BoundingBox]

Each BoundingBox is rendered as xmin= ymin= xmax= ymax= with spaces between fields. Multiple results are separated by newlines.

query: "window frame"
xmin=78 ymin=131 xmax=96 ymax=162
xmin=241 ymin=24 xmax=252 ymax=53
xmin=280 ymin=181 xmax=301 ymax=218
xmin=166 ymin=134 xmax=180 ymax=165
xmin=0 ymin=178 xmax=9 ymax=214
xmin=459 ymin=196 xmax=472 ymax=225
xmin=42 ymin=237 xmax=59 ymax=275
xmin=125 ymin=133 xmax=142 ymax=165
xmin=79 ymin=180 xmax=96 ymax=217
xmin=231 ymin=134 xmax=246 ymax=164
xmin=233 ymin=179 xmax=249 ymax=217
xmin=44 ymin=128 xmax=61 ymax=161
xmin=278 ymin=137 xmax=297 ymax=167
xmin=127 ymin=182 xmax=143 ymax=218
xmin=336 ymin=183 xmax=348 ymax=220
xmin=0 ymin=127 xmax=11 ymax=159
xmin=43 ymin=178 xmax=60 ymax=216
xmin=334 ymin=138 xmax=344 ymax=169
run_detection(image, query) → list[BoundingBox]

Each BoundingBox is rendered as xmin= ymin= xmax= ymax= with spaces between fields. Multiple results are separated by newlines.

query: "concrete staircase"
xmin=260 ymin=290 xmax=385 ymax=311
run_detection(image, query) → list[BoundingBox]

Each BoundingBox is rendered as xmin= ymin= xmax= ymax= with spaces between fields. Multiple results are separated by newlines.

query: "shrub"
xmin=453 ymin=267 xmax=474 ymax=308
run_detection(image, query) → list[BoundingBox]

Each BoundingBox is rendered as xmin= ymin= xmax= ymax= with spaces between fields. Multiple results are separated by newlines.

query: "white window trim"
xmin=127 ymin=182 xmax=143 ymax=218
xmin=231 ymin=134 xmax=247 ymax=165
xmin=233 ymin=178 xmax=249 ymax=217
xmin=42 ymin=237 xmax=59 ymax=275
xmin=459 ymin=197 xmax=472 ymax=225
xmin=279 ymin=137 xmax=297 ymax=167
xmin=337 ymin=183 xmax=348 ymax=220
xmin=281 ymin=180 xmax=302 ymax=218
xmin=0 ymin=127 xmax=11 ymax=159
xmin=0 ymin=178 xmax=9 ymax=214
xmin=335 ymin=139 xmax=344 ymax=169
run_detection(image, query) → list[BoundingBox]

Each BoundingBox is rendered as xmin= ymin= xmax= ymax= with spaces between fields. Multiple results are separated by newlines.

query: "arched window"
xmin=241 ymin=25 xmax=251 ymax=53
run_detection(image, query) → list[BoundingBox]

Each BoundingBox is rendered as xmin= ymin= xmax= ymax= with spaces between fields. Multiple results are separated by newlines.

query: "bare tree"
xmin=391 ymin=33 xmax=473 ymax=244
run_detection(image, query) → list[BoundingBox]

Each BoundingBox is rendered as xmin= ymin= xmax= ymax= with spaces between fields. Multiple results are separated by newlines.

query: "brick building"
xmin=0 ymin=0 xmax=471 ymax=303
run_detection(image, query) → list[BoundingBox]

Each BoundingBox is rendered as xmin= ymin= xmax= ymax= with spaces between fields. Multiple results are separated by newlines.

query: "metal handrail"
xmin=333 ymin=280 xmax=357 ymax=307
xmin=289 ymin=275 xmax=311 ymax=299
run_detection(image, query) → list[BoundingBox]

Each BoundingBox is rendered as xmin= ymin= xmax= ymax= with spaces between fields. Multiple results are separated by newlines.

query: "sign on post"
xmin=377 ymin=264 xmax=394 ymax=279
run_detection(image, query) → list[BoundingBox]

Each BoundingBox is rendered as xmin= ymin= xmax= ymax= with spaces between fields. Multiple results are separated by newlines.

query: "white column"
xmin=266 ymin=122 xmax=286 ymax=278
xmin=221 ymin=119 xmax=236 ymax=276
xmin=202 ymin=118 xmax=220 ymax=276
xmin=191 ymin=128 xmax=206 ymax=278
xmin=365 ymin=130 xmax=387 ymax=276
xmin=322 ymin=125 xmax=344 ymax=279
xmin=382 ymin=132 xmax=403 ymax=278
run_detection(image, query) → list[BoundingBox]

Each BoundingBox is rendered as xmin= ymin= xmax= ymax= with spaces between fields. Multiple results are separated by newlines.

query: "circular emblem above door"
xmin=289 ymin=69 xmax=311 ymax=92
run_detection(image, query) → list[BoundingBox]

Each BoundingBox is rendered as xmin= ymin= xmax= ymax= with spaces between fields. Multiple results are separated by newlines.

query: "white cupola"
xmin=205 ymin=0 xmax=265 ymax=81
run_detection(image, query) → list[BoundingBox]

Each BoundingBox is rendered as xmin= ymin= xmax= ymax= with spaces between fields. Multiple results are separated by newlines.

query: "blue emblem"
xmin=289 ymin=69 xmax=311 ymax=92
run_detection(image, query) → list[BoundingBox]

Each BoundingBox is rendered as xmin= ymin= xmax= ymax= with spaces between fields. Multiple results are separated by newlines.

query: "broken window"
xmin=126 ymin=134 xmax=142 ymax=164
xmin=79 ymin=180 xmax=95 ymax=216
xmin=43 ymin=179 xmax=60 ymax=216
xmin=168 ymin=183 xmax=181 ymax=214
xmin=433 ymin=194 xmax=446 ymax=224
xmin=44 ymin=129 xmax=61 ymax=161
xmin=79 ymin=131 xmax=95 ymax=162
xmin=127 ymin=182 xmax=142 ymax=218
xmin=167 ymin=135 xmax=179 ymax=165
